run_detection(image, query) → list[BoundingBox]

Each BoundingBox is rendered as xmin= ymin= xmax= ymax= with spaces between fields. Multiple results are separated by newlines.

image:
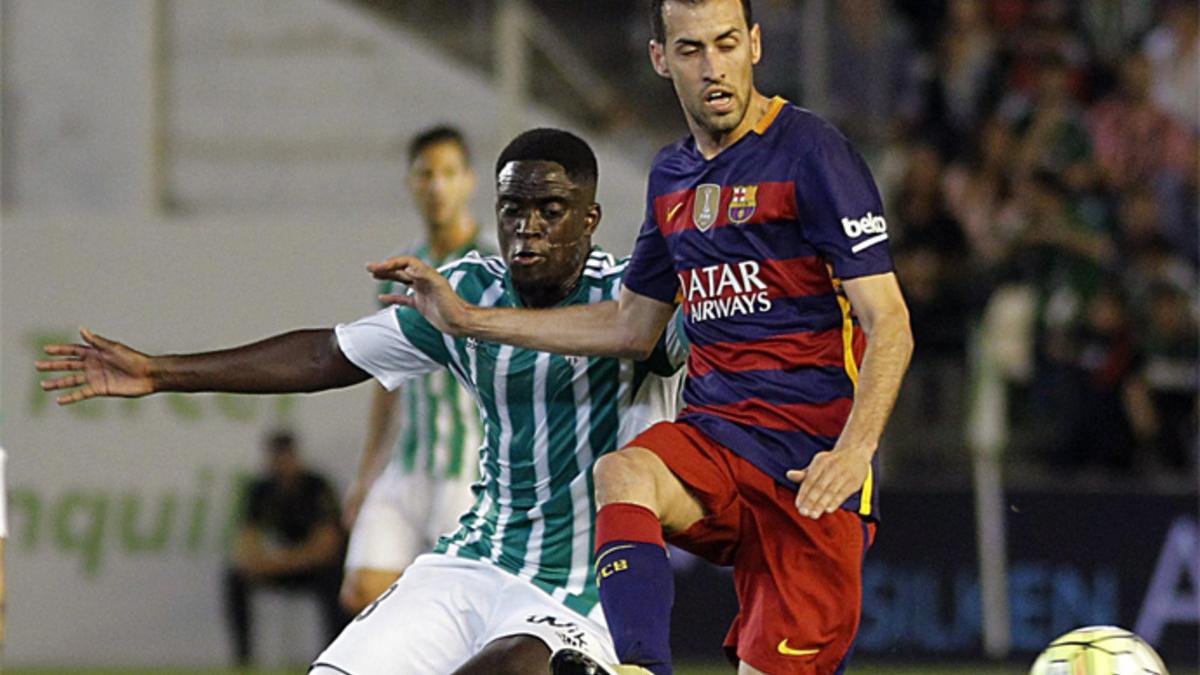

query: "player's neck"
xmin=427 ymin=214 xmax=478 ymax=261
xmin=689 ymin=89 xmax=772 ymax=160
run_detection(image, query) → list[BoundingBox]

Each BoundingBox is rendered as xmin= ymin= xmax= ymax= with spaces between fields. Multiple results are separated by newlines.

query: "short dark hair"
xmin=495 ymin=128 xmax=598 ymax=190
xmin=266 ymin=430 xmax=295 ymax=452
xmin=651 ymin=0 xmax=753 ymax=43
xmin=407 ymin=125 xmax=470 ymax=165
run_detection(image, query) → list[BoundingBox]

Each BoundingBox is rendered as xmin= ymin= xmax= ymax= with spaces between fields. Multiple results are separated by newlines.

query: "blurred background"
xmin=1 ymin=0 xmax=1196 ymax=673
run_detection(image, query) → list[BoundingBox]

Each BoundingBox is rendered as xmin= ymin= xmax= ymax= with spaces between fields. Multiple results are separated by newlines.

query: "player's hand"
xmin=786 ymin=447 xmax=872 ymax=519
xmin=368 ymin=256 xmax=472 ymax=336
xmin=36 ymin=328 xmax=155 ymax=405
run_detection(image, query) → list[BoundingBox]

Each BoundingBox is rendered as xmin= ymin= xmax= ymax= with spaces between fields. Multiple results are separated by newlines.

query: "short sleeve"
xmin=335 ymin=307 xmax=447 ymax=391
xmin=793 ymin=127 xmax=894 ymax=279
xmin=622 ymin=180 xmax=680 ymax=304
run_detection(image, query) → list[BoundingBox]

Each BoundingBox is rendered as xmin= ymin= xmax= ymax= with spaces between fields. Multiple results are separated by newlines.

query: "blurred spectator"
xmin=1143 ymin=0 xmax=1199 ymax=130
xmin=886 ymin=142 xmax=972 ymax=476
xmin=1126 ymin=283 xmax=1199 ymax=472
xmin=1088 ymin=52 xmax=1196 ymax=193
xmin=225 ymin=431 xmax=347 ymax=667
xmin=943 ymin=116 xmax=1024 ymax=264
xmin=1003 ymin=54 xmax=1096 ymax=190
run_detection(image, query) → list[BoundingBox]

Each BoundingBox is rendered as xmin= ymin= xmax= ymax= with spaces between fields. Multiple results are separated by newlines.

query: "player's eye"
xmin=540 ymin=205 xmax=566 ymax=221
xmin=678 ymin=46 xmax=700 ymax=57
xmin=498 ymin=201 xmax=522 ymax=217
xmin=717 ymin=39 xmax=738 ymax=51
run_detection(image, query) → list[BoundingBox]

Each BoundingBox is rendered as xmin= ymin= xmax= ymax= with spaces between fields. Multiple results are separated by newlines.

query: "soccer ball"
xmin=1029 ymin=625 xmax=1169 ymax=674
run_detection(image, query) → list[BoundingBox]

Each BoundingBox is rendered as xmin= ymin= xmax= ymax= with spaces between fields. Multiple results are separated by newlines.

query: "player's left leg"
xmin=340 ymin=464 xmax=425 ymax=612
xmin=590 ymin=422 xmax=736 ymax=675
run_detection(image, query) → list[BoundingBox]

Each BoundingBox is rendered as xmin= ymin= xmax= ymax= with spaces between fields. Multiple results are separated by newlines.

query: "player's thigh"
xmin=452 ymin=635 xmax=551 ymax=675
xmin=314 ymin=556 xmax=489 ymax=674
xmin=593 ymin=448 xmax=704 ymax=534
xmin=339 ymin=567 xmax=401 ymax=612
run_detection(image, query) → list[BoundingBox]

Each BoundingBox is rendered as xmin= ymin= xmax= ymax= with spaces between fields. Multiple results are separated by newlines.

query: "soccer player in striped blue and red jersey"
xmin=375 ymin=1 xmax=913 ymax=673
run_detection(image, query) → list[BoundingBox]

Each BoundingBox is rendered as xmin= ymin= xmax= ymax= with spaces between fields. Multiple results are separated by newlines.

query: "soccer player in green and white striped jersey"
xmin=341 ymin=126 xmax=496 ymax=613
xmin=37 ymin=128 xmax=684 ymax=675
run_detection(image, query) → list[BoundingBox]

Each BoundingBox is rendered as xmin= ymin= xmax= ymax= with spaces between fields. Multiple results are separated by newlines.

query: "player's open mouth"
xmin=704 ymin=89 xmax=735 ymax=114
xmin=510 ymin=251 xmax=545 ymax=266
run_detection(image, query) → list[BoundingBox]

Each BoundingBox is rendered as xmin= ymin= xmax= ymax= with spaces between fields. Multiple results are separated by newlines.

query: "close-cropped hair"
xmin=407 ymin=125 xmax=470 ymax=165
xmin=495 ymin=128 xmax=598 ymax=190
xmin=650 ymin=0 xmax=753 ymax=43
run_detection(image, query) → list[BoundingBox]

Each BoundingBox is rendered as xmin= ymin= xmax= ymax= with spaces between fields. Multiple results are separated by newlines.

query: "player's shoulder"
xmin=437 ymin=250 xmax=507 ymax=303
xmin=581 ymin=247 xmax=629 ymax=283
xmin=647 ymin=136 xmax=698 ymax=184
xmin=771 ymin=101 xmax=858 ymax=159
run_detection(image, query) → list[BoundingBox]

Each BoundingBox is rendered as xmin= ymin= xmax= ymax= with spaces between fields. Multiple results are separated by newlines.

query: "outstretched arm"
xmin=37 ymin=327 xmax=369 ymax=405
xmin=371 ymin=256 xmax=676 ymax=360
xmin=787 ymin=272 xmax=913 ymax=518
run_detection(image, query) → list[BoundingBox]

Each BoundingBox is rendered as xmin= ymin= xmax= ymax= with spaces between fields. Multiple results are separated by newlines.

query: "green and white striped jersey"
xmin=377 ymin=239 xmax=493 ymax=479
xmin=336 ymin=248 xmax=686 ymax=617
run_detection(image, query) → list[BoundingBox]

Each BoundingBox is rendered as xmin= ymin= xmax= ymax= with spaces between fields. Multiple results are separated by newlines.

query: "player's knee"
xmin=339 ymin=568 xmax=401 ymax=614
xmin=593 ymin=447 xmax=662 ymax=508
xmin=452 ymin=635 xmax=550 ymax=675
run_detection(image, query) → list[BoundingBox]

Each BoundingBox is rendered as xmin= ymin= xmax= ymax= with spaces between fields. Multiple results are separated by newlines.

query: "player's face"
xmin=495 ymin=160 xmax=600 ymax=307
xmin=651 ymin=0 xmax=761 ymax=138
xmin=408 ymin=141 xmax=476 ymax=230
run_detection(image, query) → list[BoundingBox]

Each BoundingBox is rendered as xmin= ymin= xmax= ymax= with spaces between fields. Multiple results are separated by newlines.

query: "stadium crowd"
xmin=811 ymin=0 xmax=1198 ymax=483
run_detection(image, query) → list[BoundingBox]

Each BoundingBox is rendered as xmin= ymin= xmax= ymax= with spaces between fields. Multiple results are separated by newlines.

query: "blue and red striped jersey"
xmin=623 ymin=97 xmax=893 ymax=518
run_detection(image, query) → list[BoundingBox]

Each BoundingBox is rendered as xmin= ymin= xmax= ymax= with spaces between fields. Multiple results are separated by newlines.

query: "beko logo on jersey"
xmin=840 ymin=211 xmax=889 ymax=253
xmin=840 ymin=212 xmax=887 ymax=238
xmin=679 ymin=261 xmax=773 ymax=323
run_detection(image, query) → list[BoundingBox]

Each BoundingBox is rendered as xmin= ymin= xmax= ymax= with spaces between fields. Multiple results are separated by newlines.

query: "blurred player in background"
xmin=376 ymin=1 xmax=913 ymax=673
xmin=340 ymin=125 xmax=492 ymax=613
xmin=225 ymin=431 xmax=346 ymax=667
xmin=37 ymin=128 xmax=685 ymax=675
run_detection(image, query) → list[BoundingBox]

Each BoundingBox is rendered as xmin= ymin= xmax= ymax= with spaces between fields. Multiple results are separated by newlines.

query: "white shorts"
xmin=312 ymin=554 xmax=616 ymax=674
xmin=344 ymin=462 xmax=477 ymax=572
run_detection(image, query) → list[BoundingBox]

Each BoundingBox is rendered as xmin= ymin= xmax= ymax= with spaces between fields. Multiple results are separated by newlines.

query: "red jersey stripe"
xmin=685 ymin=397 xmax=852 ymax=437
xmin=689 ymin=328 xmax=848 ymax=377
xmin=654 ymin=181 xmax=798 ymax=237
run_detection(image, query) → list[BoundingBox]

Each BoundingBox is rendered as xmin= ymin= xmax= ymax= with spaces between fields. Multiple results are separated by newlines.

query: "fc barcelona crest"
xmin=692 ymin=183 xmax=721 ymax=231
xmin=728 ymin=185 xmax=758 ymax=224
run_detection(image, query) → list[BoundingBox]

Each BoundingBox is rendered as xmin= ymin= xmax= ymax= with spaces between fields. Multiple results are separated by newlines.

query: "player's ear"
xmin=584 ymin=203 xmax=601 ymax=236
xmin=750 ymin=23 xmax=762 ymax=65
xmin=649 ymin=40 xmax=671 ymax=79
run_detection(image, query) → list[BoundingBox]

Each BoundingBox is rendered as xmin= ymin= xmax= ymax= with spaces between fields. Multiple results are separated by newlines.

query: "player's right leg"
xmin=339 ymin=463 xmax=426 ymax=612
xmin=589 ymin=422 xmax=724 ymax=675
xmin=311 ymin=554 xmax=490 ymax=674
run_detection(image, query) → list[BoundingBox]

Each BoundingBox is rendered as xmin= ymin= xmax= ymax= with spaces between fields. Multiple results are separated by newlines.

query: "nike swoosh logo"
xmin=666 ymin=202 xmax=684 ymax=222
xmin=777 ymin=639 xmax=820 ymax=656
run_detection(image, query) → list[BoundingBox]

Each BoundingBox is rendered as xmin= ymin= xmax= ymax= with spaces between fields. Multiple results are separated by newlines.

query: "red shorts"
xmin=628 ymin=420 xmax=874 ymax=675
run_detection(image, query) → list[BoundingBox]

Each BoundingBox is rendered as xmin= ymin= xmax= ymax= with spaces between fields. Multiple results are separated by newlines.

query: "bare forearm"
xmin=463 ymin=300 xmax=651 ymax=359
xmin=836 ymin=315 xmax=913 ymax=457
xmin=150 ymin=329 xmax=367 ymax=394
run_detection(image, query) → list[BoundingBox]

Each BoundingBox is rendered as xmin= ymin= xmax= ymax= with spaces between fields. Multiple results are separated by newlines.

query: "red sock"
xmin=595 ymin=502 xmax=665 ymax=550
